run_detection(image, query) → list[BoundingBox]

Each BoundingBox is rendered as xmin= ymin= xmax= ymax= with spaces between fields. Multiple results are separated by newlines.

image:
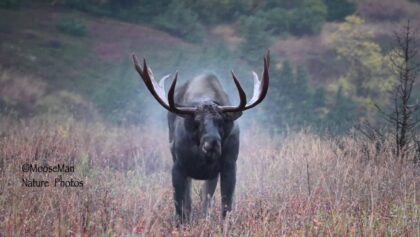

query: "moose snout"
xmin=201 ymin=136 xmax=221 ymax=156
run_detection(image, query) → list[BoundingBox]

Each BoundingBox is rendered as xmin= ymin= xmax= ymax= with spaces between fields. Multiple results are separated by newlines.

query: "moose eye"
xmin=184 ymin=119 xmax=197 ymax=131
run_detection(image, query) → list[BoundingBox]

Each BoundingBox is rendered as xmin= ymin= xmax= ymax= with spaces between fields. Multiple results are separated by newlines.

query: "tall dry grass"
xmin=0 ymin=117 xmax=418 ymax=236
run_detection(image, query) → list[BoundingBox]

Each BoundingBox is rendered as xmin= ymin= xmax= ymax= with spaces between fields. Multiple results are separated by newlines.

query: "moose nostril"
xmin=203 ymin=141 xmax=212 ymax=151
xmin=202 ymin=138 xmax=222 ymax=155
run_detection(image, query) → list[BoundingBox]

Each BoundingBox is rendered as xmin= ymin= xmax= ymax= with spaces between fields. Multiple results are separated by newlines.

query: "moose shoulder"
xmin=132 ymin=52 xmax=270 ymax=222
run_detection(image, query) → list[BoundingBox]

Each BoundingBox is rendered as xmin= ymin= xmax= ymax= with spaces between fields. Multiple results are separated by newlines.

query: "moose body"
xmin=132 ymin=52 xmax=269 ymax=222
xmin=168 ymin=75 xmax=240 ymax=220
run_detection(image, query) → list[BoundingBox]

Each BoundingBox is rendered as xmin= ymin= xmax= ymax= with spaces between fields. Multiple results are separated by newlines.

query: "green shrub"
xmin=289 ymin=0 xmax=327 ymax=35
xmin=254 ymin=0 xmax=327 ymax=36
xmin=0 ymin=0 xmax=20 ymax=9
xmin=239 ymin=15 xmax=271 ymax=63
xmin=60 ymin=0 xmax=89 ymax=10
xmin=257 ymin=8 xmax=291 ymax=35
xmin=324 ymin=0 xmax=356 ymax=21
xmin=117 ymin=0 xmax=172 ymax=22
xmin=55 ymin=0 xmax=329 ymax=38
xmin=56 ymin=17 xmax=87 ymax=37
xmin=179 ymin=0 xmax=255 ymax=25
xmin=153 ymin=1 xmax=205 ymax=43
xmin=262 ymin=60 xmax=328 ymax=131
xmin=325 ymin=86 xmax=360 ymax=133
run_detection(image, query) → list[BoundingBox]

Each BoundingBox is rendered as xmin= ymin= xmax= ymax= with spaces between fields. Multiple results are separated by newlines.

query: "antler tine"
xmin=159 ymin=74 xmax=171 ymax=88
xmin=132 ymin=53 xmax=171 ymax=110
xmin=242 ymin=50 xmax=270 ymax=110
xmin=132 ymin=53 xmax=144 ymax=78
xmin=168 ymin=72 xmax=178 ymax=110
xmin=265 ymin=49 xmax=270 ymax=68
xmin=217 ymin=71 xmax=247 ymax=113
xmin=218 ymin=50 xmax=270 ymax=113
xmin=143 ymin=58 xmax=148 ymax=76
xmin=133 ymin=52 xmax=196 ymax=115
xmin=231 ymin=71 xmax=247 ymax=109
xmin=219 ymin=71 xmax=246 ymax=112
xmin=168 ymin=73 xmax=196 ymax=115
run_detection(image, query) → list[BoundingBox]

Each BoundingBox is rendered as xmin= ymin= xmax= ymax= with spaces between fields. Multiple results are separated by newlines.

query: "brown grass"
xmin=0 ymin=117 xmax=418 ymax=236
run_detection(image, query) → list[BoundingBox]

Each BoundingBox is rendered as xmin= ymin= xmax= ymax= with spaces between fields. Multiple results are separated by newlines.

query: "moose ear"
xmin=224 ymin=111 xmax=242 ymax=121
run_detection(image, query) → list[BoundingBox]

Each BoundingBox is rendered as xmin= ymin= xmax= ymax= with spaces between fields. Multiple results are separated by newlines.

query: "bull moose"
xmin=132 ymin=51 xmax=270 ymax=222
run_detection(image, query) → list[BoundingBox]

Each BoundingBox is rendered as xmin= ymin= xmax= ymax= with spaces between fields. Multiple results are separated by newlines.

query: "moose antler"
xmin=132 ymin=50 xmax=270 ymax=115
xmin=218 ymin=50 xmax=270 ymax=112
xmin=132 ymin=54 xmax=195 ymax=115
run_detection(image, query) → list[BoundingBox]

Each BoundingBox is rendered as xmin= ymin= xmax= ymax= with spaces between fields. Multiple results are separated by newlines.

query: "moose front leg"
xmin=220 ymin=162 xmax=236 ymax=217
xmin=200 ymin=175 xmax=218 ymax=217
xmin=172 ymin=166 xmax=191 ymax=222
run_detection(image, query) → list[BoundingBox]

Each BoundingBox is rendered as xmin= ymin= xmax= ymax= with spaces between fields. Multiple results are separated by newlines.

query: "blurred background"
xmin=0 ymin=0 xmax=419 ymax=134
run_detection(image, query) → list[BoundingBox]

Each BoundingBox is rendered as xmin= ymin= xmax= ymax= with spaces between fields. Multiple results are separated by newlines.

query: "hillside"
xmin=0 ymin=4 xmax=194 ymax=80
xmin=0 ymin=4 xmax=202 ymax=121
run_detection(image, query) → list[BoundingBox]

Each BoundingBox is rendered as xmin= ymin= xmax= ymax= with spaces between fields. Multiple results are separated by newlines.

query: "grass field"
xmin=0 ymin=117 xmax=418 ymax=236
